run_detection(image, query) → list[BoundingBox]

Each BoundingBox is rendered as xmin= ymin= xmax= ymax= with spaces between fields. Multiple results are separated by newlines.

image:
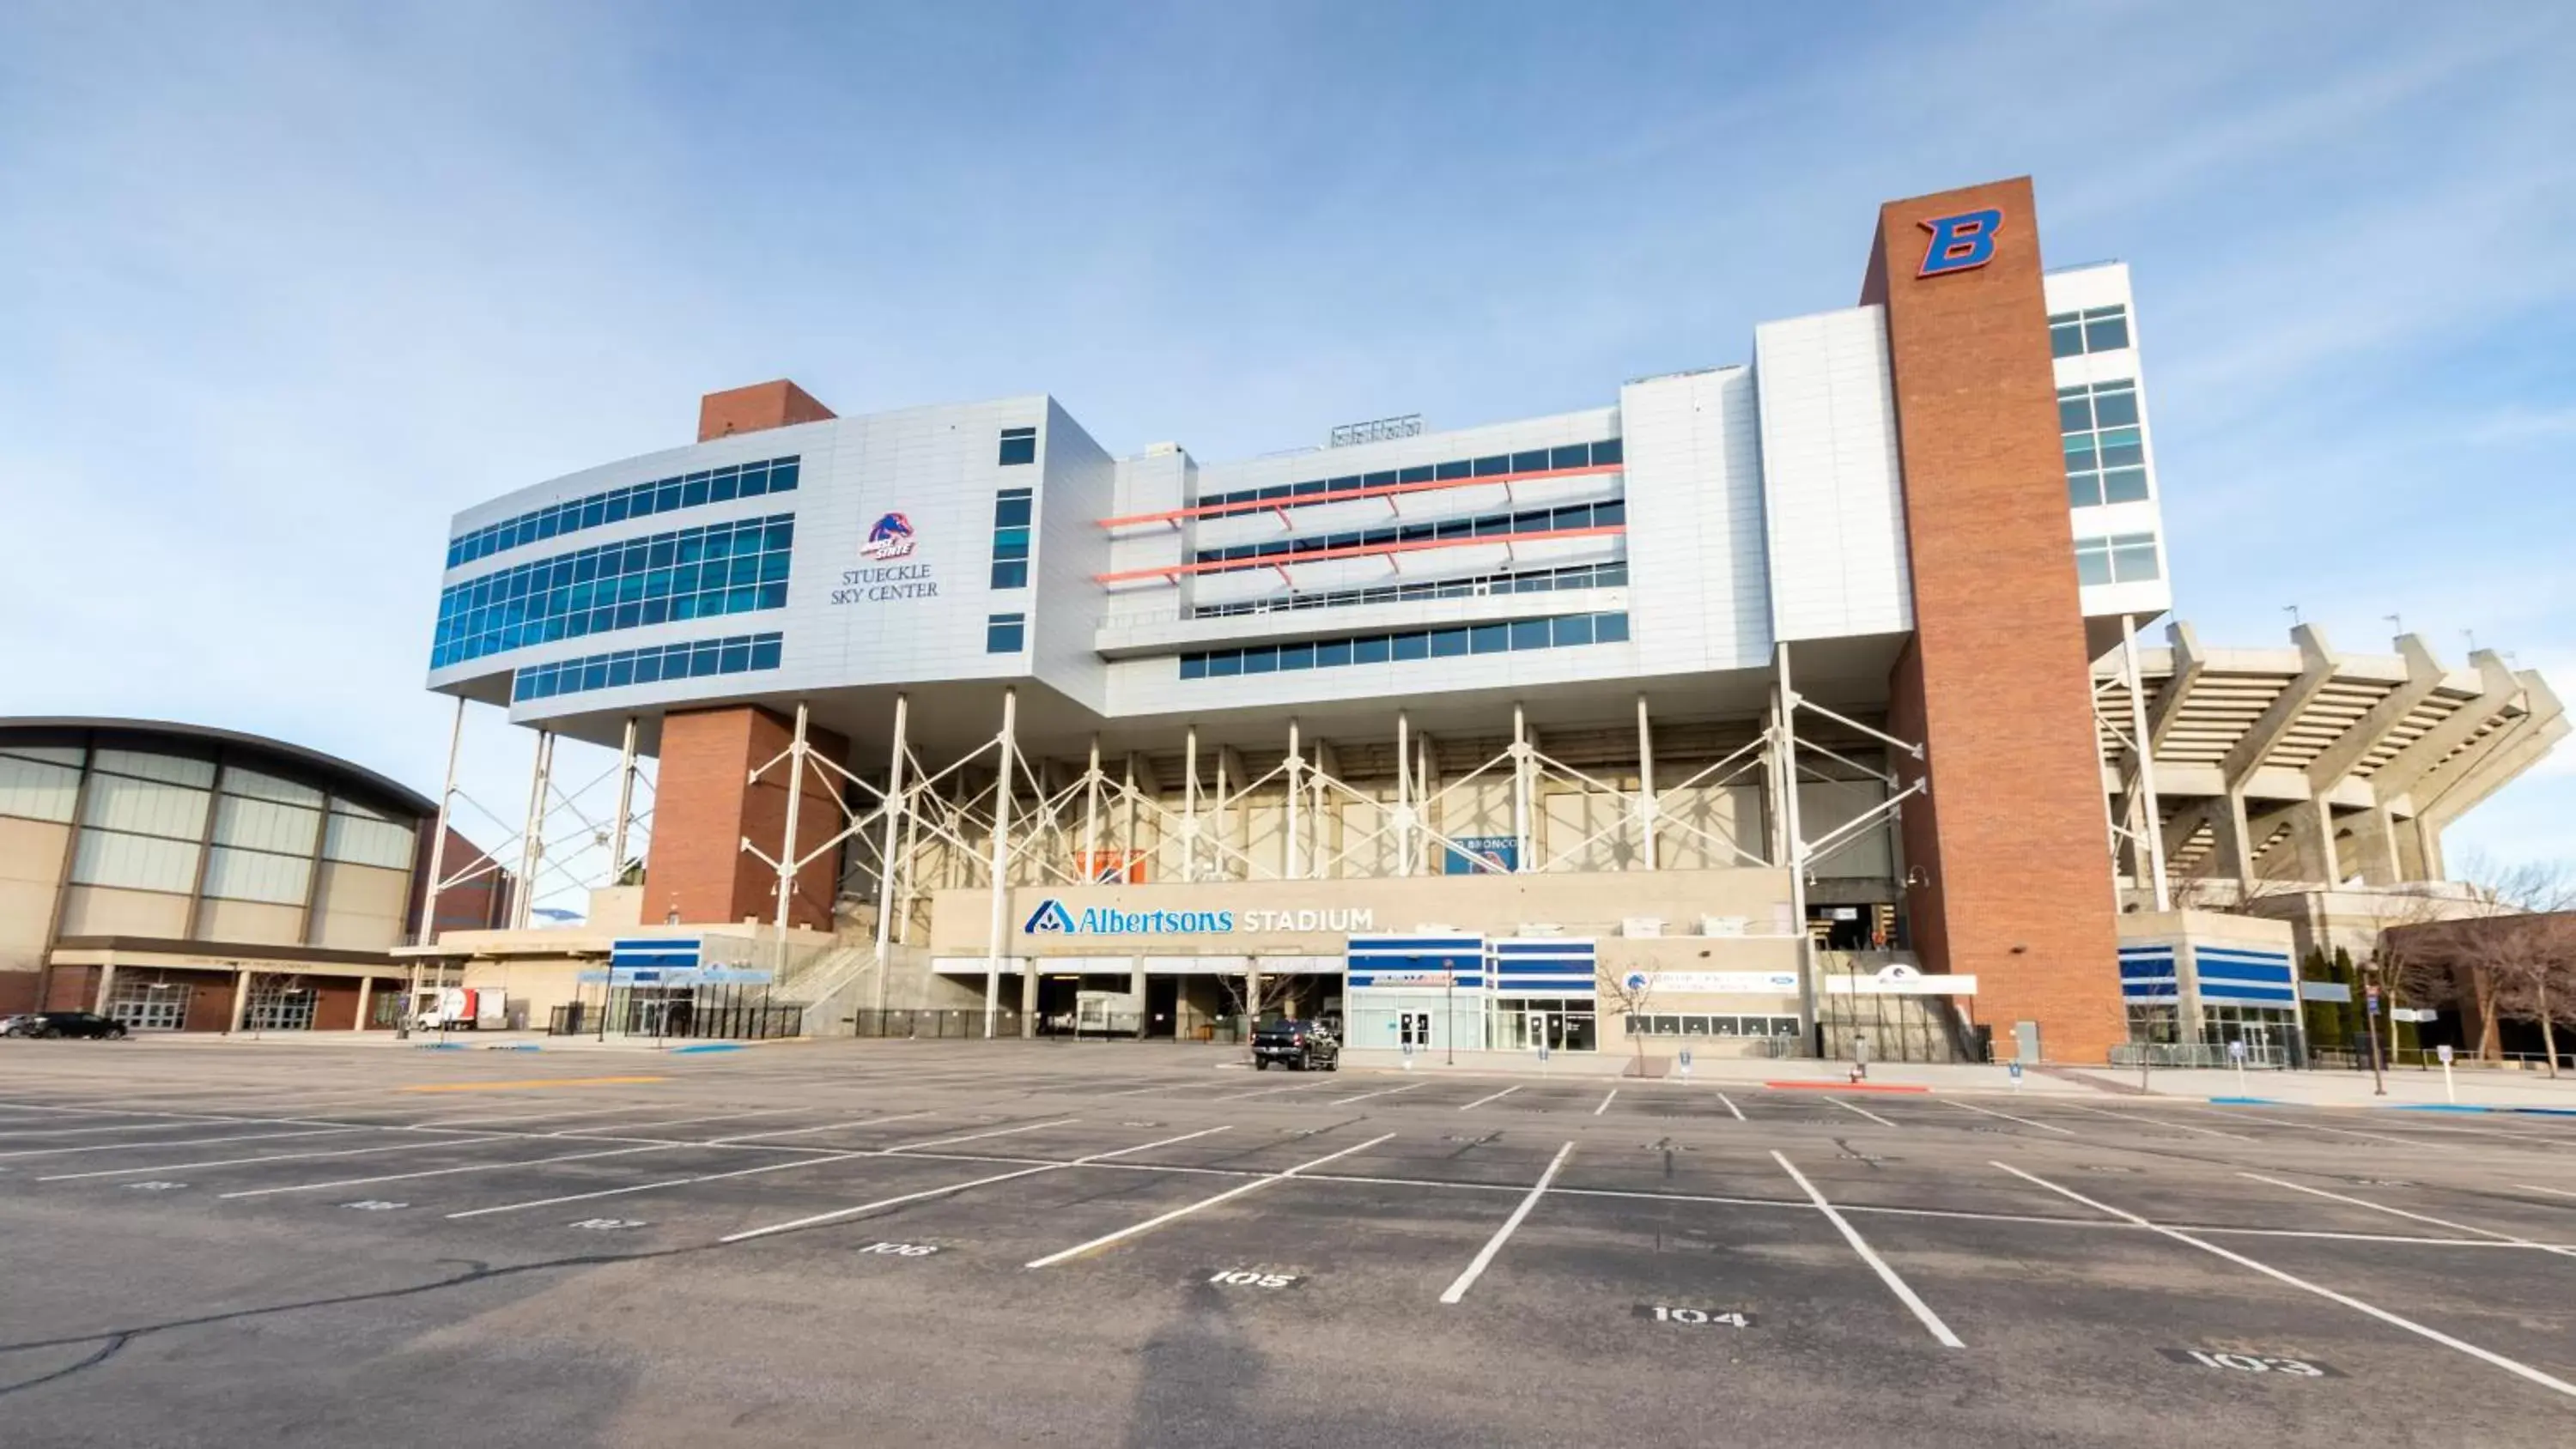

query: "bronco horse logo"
xmin=861 ymin=512 xmax=917 ymax=561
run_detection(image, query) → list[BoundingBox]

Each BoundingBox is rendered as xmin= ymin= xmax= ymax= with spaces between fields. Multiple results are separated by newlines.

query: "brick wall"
xmin=1867 ymin=177 xmax=2125 ymax=1062
xmin=645 ymin=706 xmax=850 ymax=930
xmin=697 ymin=380 xmax=835 ymax=443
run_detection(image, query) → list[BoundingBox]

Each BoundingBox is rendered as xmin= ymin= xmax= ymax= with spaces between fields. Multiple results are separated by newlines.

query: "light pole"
xmin=2361 ymin=958 xmax=2388 ymax=1097
xmin=1444 ymin=957 xmax=1456 ymax=1067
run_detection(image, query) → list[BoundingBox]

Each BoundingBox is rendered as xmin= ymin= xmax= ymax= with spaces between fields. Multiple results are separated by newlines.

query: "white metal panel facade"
xmin=1750 ymin=305 xmax=1912 ymax=643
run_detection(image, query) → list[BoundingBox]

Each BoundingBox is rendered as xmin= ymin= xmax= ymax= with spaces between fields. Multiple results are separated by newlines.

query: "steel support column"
xmin=871 ymin=694 xmax=909 ymax=1014
xmin=608 ymin=715 xmax=638 ymax=882
xmin=415 ymin=695 xmax=466 ymax=950
xmin=2120 ymin=615 xmax=2171 ymax=911
xmin=983 ymin=688 xmax=1018 ymax=1040
xmin=510 ymin=730 xmax=554 ymax=931
xmin=1510 ymin=703 xmax=1532 ymax=873
xmin=1284 ymin=718 xmax=1303 ymax=880
xmin=1081 ymin=737 xmax=1103 ymax=882
xmin=1394 ymin=712 xmax=1413 ymax=878
xmin=772 ymin=702 xmax=811 ymax=976
xmin=1777 ymin=645 xmax=1815 ymax=1050
xmin=1635 ymin=694 xmax=1658 ymax=870
xmin=1182 ymin=726 xmax=1201 ymax=883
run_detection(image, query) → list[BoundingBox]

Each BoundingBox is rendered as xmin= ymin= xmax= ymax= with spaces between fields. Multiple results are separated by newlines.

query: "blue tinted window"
xmin=1173 ymin=611 xmax=1628 ymax=679
xmin=507 ymin=632 xmax=782 ymax=703
xmin=986 ymin=613 xmax=1025 ymax=652
xmin=1550 ymin=445 xmax=1588 ymax=470
xmin=1591 ymin=438 xmax=1621 ymax=466
xmin=999 ymin=427 xmax=1037 ymax=466
xmin=991 ymin=561 xmax=1028 ymax=589
xmin=447 ymin=455 xmax=802 ymax=569
xmin=430 ymin=512 xmax=795 ymax=670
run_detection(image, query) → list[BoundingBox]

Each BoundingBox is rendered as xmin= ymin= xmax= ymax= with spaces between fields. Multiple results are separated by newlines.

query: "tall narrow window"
xmin=986 ymin=612 xmax=1026 ymax=652
xmin=998 ymin=426 xmax=1037 ymax=466
xmin=990 ymin=487 xmax=1032 ymax=589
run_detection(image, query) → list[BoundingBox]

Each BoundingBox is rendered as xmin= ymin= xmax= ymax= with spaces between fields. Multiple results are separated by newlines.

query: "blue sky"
xmin=1 ymin=1 xmax=2568 ymax=906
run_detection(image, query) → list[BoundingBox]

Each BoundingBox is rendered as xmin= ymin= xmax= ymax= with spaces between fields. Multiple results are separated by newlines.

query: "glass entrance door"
xmin=107 ymin=986 xmax=186 ymax=1032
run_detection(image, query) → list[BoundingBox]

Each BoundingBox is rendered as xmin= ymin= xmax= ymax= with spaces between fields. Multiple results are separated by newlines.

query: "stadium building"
xmin=0 ymin=718 xmax=507 ymax=1030
xmin=409 ymin=178 xmax=2562 ymax=1064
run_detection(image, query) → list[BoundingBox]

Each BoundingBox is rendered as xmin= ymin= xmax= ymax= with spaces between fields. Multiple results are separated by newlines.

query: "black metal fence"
xmin=546 ymin=983 xmax=803 ymax=1041
xmin=833 ymin=1009 xmax=1251 ymax=1042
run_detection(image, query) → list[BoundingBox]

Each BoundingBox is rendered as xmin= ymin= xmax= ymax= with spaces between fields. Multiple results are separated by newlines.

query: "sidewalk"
xmin=2054 ymin=1063 xmax=2576 ymax=1111
xmin=112 ymin=1029 xmax=803 ymax=1054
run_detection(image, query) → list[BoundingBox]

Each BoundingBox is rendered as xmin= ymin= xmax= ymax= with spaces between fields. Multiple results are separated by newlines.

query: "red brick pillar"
xmin=646 ymin=706 xmax=849 ymax=930
xmin=1864 ymin=177 xmax=2124 ymax=1062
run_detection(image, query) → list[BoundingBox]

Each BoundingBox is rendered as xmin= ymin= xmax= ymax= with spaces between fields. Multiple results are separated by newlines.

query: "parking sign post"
xmin=2438 ymin=1042 xmax=2456 ymax=1103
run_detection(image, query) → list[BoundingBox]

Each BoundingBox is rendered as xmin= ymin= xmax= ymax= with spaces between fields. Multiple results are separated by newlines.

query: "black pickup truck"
xmin=1250 ymin=1018 xmax=1340 ymax=1071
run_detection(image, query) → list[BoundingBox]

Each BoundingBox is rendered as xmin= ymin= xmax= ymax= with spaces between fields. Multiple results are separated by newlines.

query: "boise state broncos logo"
xmin=860 ymin=512 xmax=916 ymax=561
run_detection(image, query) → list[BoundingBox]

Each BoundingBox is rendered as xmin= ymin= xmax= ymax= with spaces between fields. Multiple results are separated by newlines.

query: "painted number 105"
xmin=1208 ymin=1270 xmax=1298 ymax=1288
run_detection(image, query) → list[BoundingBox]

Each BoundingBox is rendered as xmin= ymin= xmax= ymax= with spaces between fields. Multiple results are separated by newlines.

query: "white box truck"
xmin=413 ymin=986 xmax=508 ymax=1031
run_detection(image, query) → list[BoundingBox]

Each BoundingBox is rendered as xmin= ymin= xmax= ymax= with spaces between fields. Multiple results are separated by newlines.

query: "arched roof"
xmin=0 ymin=717 xmax=438 ymax=820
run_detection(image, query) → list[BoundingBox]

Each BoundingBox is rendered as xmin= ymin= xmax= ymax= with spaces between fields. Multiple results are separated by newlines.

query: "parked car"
xmin=1 ymin=1011 xmax=130 ymax=1040
xmin=1251 ymin=1018 xmax=1340 ymax=1071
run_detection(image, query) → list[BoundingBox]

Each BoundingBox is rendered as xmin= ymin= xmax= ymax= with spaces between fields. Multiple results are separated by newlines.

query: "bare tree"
xmin=1595 ymin=960 xmax=1659 ymax=1076
xmin=1212 ymin=968 xmax=1300 ymax=1050
xmin=2413 ymin=858 xmax=2576 ymax=1071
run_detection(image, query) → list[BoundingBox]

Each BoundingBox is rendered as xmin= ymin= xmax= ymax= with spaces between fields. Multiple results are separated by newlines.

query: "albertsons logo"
xmin=860 ymin=512 xmax=917 ymax=561
xmin=1020 ymin=898 xmax=1236 ymax=936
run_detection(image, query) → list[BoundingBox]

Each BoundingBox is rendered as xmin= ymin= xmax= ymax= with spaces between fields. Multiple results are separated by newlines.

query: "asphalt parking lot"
xmin=3 ymin=1040 xmax=2574 ymax=1447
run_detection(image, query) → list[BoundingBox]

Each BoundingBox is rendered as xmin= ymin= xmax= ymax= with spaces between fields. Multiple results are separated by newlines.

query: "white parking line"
xmin=1948 ymin=1100 xmax=2075 ymax=1135
xmin=217 ymin=1143 xmax=677 ymax=1199
xmin=729 ymin=1127 xmax=1231 ymax=1246
xmin=1774 ymin=1149 xmax=1962 ymax=1346
xmin=1459 ymin=1085 xmax=1522 ymax=1112
xmin=0 ymin=1127 xmax=364 ymax=1161
xmin=1439 ymin=1141 xmax=1575 ymax=1305
xmin=2239 ymin=1173 xmax=2576 ymax=1258
xmin=2521 ymin=1184 xmax=2576 ymax=1200
xmin=1025 ymin=1132 xmax=1395 ymax=1268
xmin=1218 ymin=1081 xmax=1324 ymax=1101
xmin=1826 ymin=1097 xmax=1899 ymax=1129
xmin=1332 ymin=1082 xmax=1426 ymax=1106
xmin=708 ymin=1112 xmax=934 ymax=1143
xmin=1594 ymin=1089 xmax=1617 ymax=1117
xmin=415 ymin=1102 xmax=671 ymax=1130
xmin=447 ymin=1148 xmax=880 ymax=1218
xmin=1996 ymin=1161 xmax=2576 ymax=1400
xmin=39 ymin=1135 xmax=509 ymax=1182
xmin=2210 ymin=1109 xmax=2449 ymax=1149
xmin=2050 ymin=1101 xmax=2253 ymax=1142
xmin=885 ymin=1119 xmax=1078 ymax=1153
xmin=0 ymin=1118 xmax=303 ymax=1141
xmin=1716 ymin=1093 xmax=1745 ymax=1122
xmin=557 ymin=1106 xmax=803 ymax=1136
